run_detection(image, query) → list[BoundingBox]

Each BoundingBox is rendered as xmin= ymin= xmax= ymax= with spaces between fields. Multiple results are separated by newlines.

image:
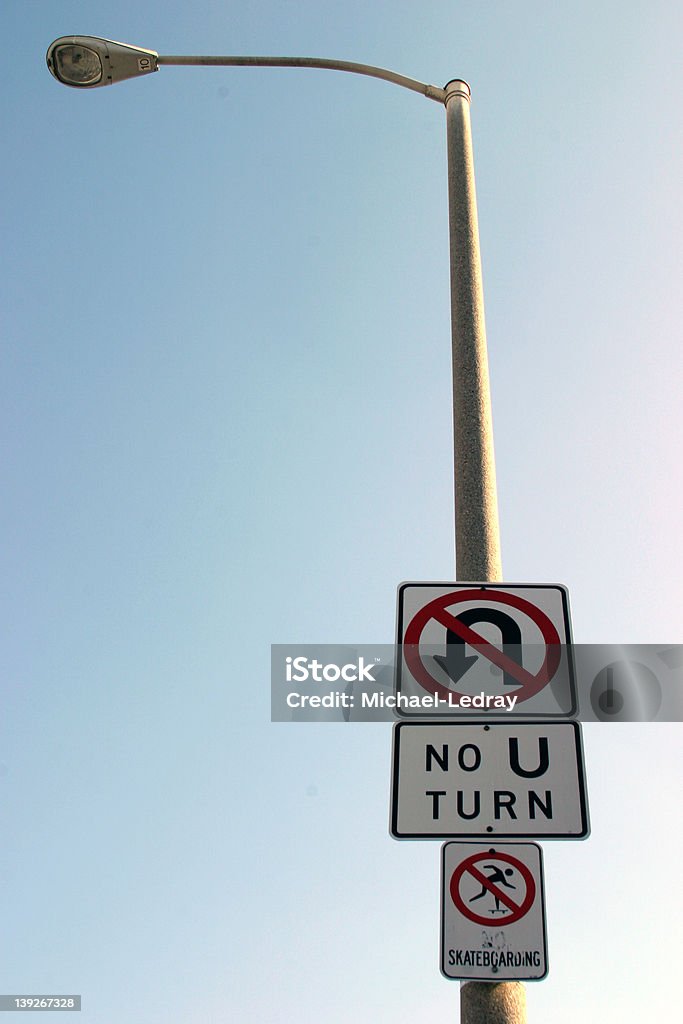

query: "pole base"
xmin=460 ymin=982 xmax=526 ymax=1024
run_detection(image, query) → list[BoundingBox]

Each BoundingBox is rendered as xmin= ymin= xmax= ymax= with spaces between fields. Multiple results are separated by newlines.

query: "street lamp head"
xmin=46 ymin=36 xmax=158 ymax=88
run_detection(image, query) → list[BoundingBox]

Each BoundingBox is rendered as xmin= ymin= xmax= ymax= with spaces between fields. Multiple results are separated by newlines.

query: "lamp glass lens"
xmin=55 ymin=44 xmax=103 ymax=85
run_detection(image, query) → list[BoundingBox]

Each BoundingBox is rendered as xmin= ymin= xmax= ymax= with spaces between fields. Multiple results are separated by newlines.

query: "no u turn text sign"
xmin=390 ymin=721 xmax=589 ymax=839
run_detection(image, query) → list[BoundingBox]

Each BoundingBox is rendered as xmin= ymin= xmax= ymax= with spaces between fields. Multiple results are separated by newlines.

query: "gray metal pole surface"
xmin=445 ymin=80 xmax=502 ymax=583
xmin=445 ymin=81 xmax=523 ymax=1024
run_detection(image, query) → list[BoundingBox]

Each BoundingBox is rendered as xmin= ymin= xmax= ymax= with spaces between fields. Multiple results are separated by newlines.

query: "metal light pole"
xmin=46 ymin=36 xmax=516 ymax=1024
xmin=444 ymin=79 xmax=520 ymax=1024
xmin=445 ymin=80 xmax=502 ymax=584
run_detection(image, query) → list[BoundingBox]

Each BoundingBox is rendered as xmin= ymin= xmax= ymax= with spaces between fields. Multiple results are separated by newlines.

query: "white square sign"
xmin=395 ymin=582 xmax=576 ymax=717
xmin=441 ymin=842 xmax=548 ymax=980
xmin=390 ymin=721 xmax=589 ymax=839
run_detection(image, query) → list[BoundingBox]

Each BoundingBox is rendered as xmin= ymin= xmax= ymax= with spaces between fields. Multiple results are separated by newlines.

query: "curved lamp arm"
xmin=158 ymin=54 xmax=446 ymax=103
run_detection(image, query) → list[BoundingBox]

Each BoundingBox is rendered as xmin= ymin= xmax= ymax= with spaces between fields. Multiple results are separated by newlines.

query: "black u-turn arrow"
xmin=433 ymin=607 xmax=523 ymax=687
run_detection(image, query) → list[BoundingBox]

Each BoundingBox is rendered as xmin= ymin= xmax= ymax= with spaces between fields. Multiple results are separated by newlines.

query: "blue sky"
xmin=2 ymin=2 xmax=682 ymax=1022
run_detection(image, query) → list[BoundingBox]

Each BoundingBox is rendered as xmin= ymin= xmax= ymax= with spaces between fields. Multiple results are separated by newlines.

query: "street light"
xmin=45 ymin=34 xmax=509 ymax=1023
xmin=46 ymin=36 xmax=158 ymax=88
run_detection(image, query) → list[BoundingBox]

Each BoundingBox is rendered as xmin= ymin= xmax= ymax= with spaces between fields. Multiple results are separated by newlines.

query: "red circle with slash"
xmin=403 ymin=588 xmax=561 ymax=703
xmin=450 ymin=850 xmax=536 ymax=926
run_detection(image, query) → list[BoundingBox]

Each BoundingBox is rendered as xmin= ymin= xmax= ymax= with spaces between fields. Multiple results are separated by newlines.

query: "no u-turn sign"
xmin=396 ymin=582 xmax=576 ymax=716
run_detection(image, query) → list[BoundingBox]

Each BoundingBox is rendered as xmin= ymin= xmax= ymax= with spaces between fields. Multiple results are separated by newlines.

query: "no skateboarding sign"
xmin=441 ymin=842 xmax=548 ymax=980
xmin=396 ymin=583 xmax=576 ymax=717
xmin=450 ymin=849 xmax=536 ymax=926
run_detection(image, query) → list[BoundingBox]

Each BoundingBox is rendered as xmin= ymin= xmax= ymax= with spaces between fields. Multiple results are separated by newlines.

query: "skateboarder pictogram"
xmin=469 ymin=864 xmax=517 ymax=914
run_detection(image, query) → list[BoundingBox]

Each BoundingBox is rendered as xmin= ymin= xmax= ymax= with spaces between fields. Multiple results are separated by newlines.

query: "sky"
xmin=2 ymin=1 xmax=682 ymax=1021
